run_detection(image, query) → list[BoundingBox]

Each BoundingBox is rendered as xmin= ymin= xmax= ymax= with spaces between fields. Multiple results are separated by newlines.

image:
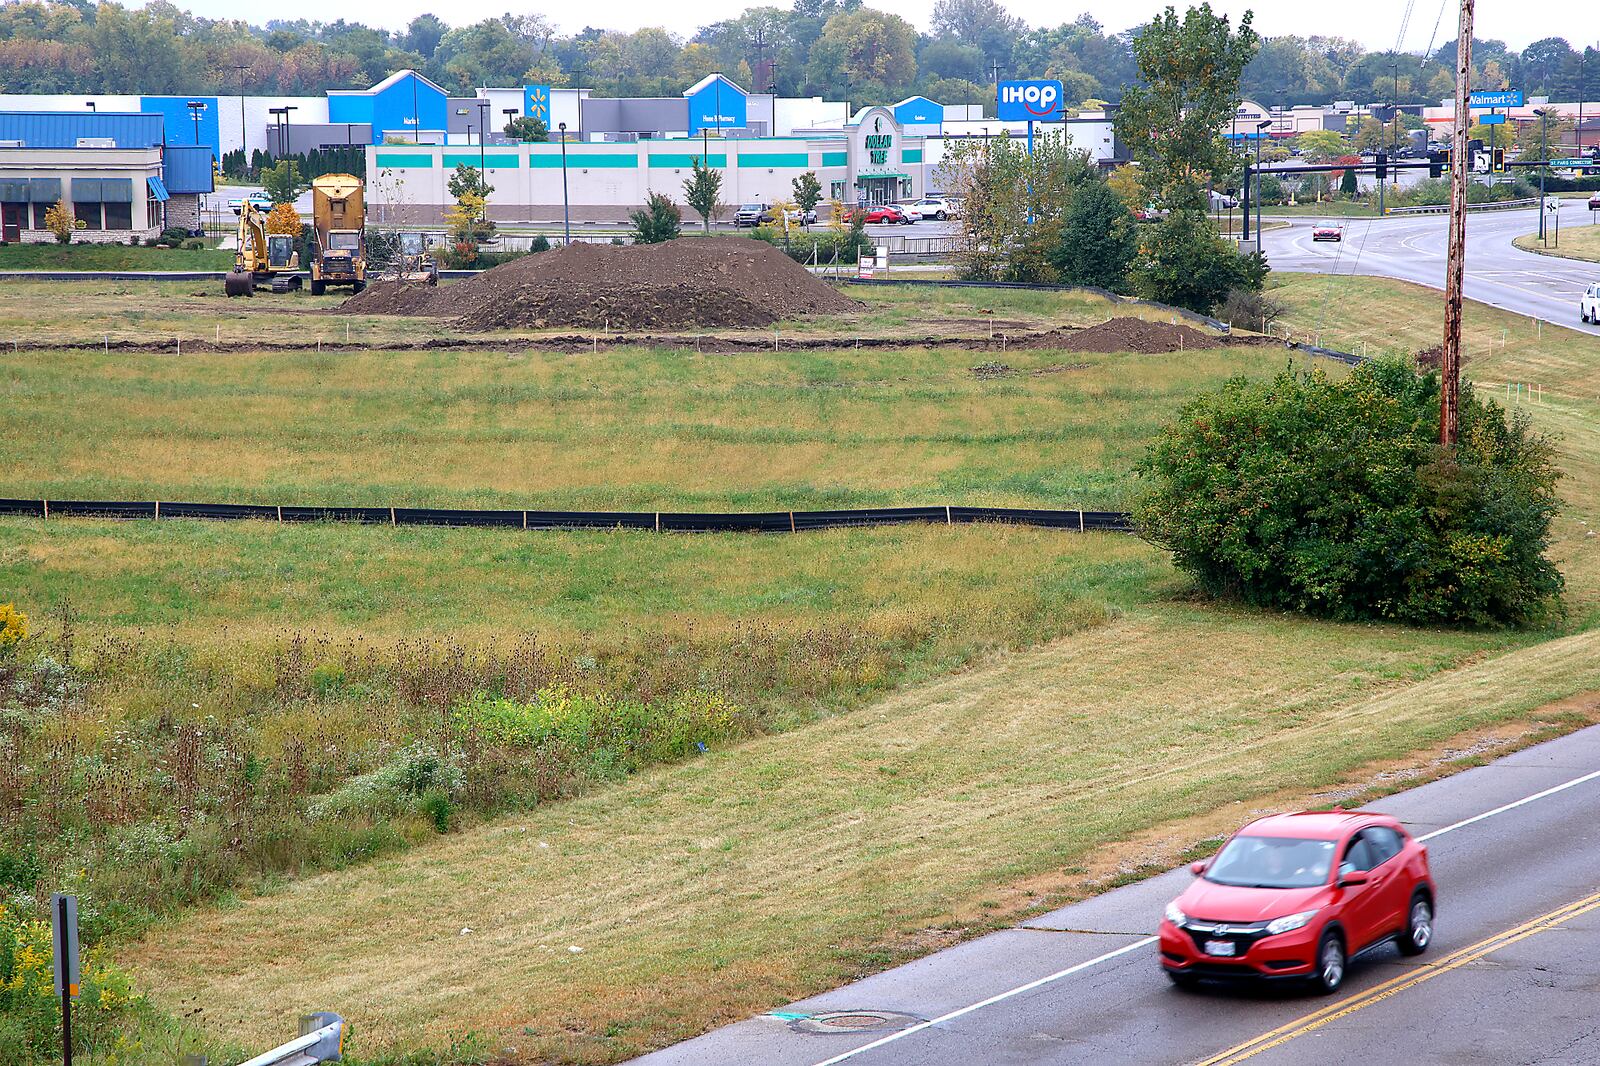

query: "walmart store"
xmin=366 ymin=102 xmax=934 ymax=225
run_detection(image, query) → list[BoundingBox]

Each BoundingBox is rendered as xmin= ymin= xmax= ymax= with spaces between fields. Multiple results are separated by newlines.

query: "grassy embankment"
xmin=0 ymin=242 xmax=233 ymax=271
xmin=1513 ymin=222 xmax=1600 ymax=263
xmin=2 ymin=275 xmax=1597 ymax=1063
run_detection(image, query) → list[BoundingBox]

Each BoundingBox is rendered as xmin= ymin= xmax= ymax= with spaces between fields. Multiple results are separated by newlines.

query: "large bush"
xmin=1134 ymin=358 xmax=1563 ymax=627
xmin=1130 ymin=209 xmax=1267 ymax=315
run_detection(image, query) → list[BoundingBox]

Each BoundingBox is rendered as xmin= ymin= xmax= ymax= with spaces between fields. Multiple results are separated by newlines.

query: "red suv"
xmin=1160 ymin=811 xmax=1434 ymax=993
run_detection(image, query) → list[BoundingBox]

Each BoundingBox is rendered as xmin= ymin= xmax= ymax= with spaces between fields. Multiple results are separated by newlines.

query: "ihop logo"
xmin=997 ymin=80 xmax=1063 ymax=121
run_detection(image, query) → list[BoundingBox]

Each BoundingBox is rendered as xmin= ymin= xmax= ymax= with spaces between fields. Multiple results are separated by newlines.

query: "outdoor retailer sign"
xmin=1469 ymin=90 xmax=1523 ymax=108
xmin=853 ymin=109 xmax=897 ymax=176
xmin=997 ymin=80 xmax=1063 ymax=121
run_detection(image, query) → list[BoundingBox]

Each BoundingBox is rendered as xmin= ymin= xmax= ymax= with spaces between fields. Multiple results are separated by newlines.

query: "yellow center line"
xmin=1194 ymin=887 xmax=1600 ymax=1066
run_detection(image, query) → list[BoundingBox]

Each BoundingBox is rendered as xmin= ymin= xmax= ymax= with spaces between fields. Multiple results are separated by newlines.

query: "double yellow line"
xmin=1195 ymin=887 xmax=1600 ymax=1065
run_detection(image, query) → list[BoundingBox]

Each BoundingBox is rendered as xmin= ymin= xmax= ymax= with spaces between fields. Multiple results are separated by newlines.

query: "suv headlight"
xmin=1265 ymin=909 xmax=1319 ymax=936
xmin=1165 ymin=901 xmax=1187 ymax=927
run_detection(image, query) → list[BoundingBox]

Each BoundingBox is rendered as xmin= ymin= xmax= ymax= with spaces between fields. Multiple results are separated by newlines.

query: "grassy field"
xmin=4 ymin=274 xmax=1598 ymax=1063
xmin=0 ymin=241 xmax=233 ymax=271
xmin=1513 ymin=222 xmax=1600 ymax=263
xmin=1259 ymin=201 xmax=1379 ymax=217
xmin=0 ymin=343 xmax=1280 ymax=512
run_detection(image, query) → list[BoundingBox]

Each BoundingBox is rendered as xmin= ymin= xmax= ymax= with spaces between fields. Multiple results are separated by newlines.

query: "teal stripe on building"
xmin=529 ymin=153 xmax=638 ymax=169
xmin=646 ymin=153 xmax=728 ymax=168
xmin=443 ymin=152 xmax=521 ymax=169
xmin=373 ymin=152 xmax=433 ymax=169
xmin=736 ymin=152 xmax=810 ymax=168
xmin=901 ymin=149 xmax=924 ymax=163
xmin=821 ymin=151 xmax=847 ymax=167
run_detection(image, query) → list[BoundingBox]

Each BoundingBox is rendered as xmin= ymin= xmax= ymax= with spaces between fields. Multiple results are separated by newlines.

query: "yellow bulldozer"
xmin=224 ymin=200 xmax=301 ymax=296
xmin=308 ymin=173 xmax=367 ymax=296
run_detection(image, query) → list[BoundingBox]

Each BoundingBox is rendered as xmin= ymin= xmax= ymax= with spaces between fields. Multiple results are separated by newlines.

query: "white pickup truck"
xmin=1581 ymin=282 xmax=1600 ymax=325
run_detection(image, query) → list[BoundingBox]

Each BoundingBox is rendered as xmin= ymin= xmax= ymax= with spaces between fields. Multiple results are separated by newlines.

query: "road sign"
xmin=1478 ymin=113 xmax=1506 ymax=125
xmin=1469 ymin=89 xmax=1523 ymax=108
xmin=996 ymin=80 xmax=1062 ymax=121
xmin=1550 ymin=158 xmax=1590 ymax=168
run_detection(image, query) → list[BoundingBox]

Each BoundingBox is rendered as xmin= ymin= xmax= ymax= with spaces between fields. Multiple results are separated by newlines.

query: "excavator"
xmin=224 ymin=200 xmax=301 ymax=296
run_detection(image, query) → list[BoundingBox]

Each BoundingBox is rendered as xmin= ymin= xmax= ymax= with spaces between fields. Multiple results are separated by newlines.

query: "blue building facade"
xmin=331 ymin=70 xmax=448 ymax=143
xmin=138 ymin=96 xmax=221 ymax=156
xmin=684 ymin=74 xmax=747 ymax=136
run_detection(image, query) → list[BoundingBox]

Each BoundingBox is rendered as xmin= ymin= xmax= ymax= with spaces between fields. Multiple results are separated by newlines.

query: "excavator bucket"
xmin=224 ymin=272 xmax=253 ymax=297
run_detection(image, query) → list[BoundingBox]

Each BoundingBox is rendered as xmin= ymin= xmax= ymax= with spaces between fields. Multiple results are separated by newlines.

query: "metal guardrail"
xmin=235 ymin=1013 xmax=344 ymax=1066
xmin=1389 ymin=197 xmax=1540 ymax=215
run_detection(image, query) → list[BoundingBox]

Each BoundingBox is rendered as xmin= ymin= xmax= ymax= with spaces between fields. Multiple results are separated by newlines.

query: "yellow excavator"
xmin=224 ymin=200 xmax=301 ymax=296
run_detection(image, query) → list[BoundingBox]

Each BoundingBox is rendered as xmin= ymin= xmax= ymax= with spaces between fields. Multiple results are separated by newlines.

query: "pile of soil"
xmin=337 ymin=237 xmax=859 ymax=330
xmin=1017 ymin=317 xmax=1226 ymax=353
xmin=1415 ymin=344 xmax=1443 ymax=370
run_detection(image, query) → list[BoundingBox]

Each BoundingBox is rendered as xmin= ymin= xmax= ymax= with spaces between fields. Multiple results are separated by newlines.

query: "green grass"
xmin=0 ymin=342 xmax=1282 ymax=512
xmin=5 ymin=275 xmax=1599 ymax=1064
xmin=1259 ymin=200 xmax=1380 ymax=217
xmin=1513 ymin=223 xmax=1600 ymax=263
xmin=0 ymin=241 xmax=233 ymax=271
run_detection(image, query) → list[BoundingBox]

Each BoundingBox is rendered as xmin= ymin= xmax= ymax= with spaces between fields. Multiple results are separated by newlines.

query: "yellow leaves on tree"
xmin=43 ymin=198 xmax=76 ymax=244
xmin=0 ymin=602 xmax=25 ymax=649
xmin=265 ymin=202 xmax=302 ymax=235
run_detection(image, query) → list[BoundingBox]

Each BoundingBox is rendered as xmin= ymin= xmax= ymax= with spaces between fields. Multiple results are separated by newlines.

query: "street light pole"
xmin=558 ymin=121 xmax=570 ymax=243
xmin=1536 ymin=108 xmax=1552 ymax=241
xmin=187 ymin=101 xmax=204 ymax=147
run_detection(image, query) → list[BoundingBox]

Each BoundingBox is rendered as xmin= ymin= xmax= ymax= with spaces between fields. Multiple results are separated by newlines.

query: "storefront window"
xmin=74 ymin=202 xmax=102 ymax=230
xmin=32 ymin=203 xmax=52 ymax=229
xmin=103 ymin=202 xmax=133 ymax=230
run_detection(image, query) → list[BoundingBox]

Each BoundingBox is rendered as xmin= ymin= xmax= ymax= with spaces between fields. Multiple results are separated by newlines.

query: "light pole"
xmin=1243 ymin=119 xmax=1269 ymax=242
xmin=268 ymin=107 xmax=286 ymax=157
xmin=233 ymin=64 xmax=249 ymax=163
xmin=1535 ymin=107 xmax=1553 ymax=241
xmin=187 ymin=100 xmax=205 ymax=147
xmin=558 ymin=121 xmax=570 ymax=243
xmin=85 ymin=101 xmax=95 ymax=112
xmin=503 ymin=107 xmax=518 ymax=141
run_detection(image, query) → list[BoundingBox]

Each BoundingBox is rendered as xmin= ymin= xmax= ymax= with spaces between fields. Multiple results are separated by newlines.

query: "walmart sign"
xmin=997 ymin=80 xmax=1062 ymax=121
xmin=1469 ymin=89 xmax=1522 ymax=108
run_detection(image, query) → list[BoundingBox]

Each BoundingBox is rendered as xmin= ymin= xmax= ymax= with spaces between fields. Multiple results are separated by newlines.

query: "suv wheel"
xmin=935 ymin=210 xmax=946 ymax=221
xmin=1397 ymin=893 xmax=1433 ymax=956
xmin=1312 ymin=930 xmax=1346 ymax=994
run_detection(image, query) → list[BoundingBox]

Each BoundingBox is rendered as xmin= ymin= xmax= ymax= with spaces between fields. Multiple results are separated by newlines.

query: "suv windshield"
xmin=1206 ymin=835 xmax=1336 ymax=889
xmin=740 ymin=204 xmax=762 ymax=211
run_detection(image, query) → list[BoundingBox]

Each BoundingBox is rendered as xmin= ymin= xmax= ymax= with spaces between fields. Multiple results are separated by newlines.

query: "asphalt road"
xmin=1260 ymin=200 xmax=1600 ymax=337
xmin=632 ymin=724 xmax=1600 ymax=1066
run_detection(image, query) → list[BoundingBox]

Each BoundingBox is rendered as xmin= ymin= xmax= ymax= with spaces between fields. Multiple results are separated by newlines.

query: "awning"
xmin=29 ymin=177 xmax=61 ymax=202
xmin=858 ymin=173 xmax=909 ymax=179
xmin=146 ymin=176 xmax=169 ymax=202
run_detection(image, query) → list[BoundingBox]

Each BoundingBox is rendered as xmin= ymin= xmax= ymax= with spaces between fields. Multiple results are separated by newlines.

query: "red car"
xmin=1312 ymin=225 xmax=1343 ymax=242
xmin=1160 ymin=810 xmax=1434 ymax=994
xmin=846 ymin=205 xmax=913 ymax=225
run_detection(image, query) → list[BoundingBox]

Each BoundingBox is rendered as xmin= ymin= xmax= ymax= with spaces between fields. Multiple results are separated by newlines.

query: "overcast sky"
xmin=159 ymin=0 xmax=1588 ymax=53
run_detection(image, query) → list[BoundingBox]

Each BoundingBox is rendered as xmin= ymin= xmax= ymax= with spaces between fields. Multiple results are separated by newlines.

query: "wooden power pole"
xmin=1441 ymin=0 xmax=1474 ymax=447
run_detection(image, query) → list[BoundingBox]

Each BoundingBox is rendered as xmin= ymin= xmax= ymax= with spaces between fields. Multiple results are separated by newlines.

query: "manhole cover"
xmin=784 ymin=1009 xmax=925 ymax=1035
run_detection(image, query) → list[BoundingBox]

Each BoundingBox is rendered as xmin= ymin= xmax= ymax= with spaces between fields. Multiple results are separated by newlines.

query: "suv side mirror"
xmin=1339 ymin=870 xmax=1370 ymax=887
xmin=1189 ymin=860 xmax=1208 ymax=876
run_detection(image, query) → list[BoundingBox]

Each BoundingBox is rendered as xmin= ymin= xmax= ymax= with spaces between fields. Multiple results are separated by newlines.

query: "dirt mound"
xmin=336 ymin=237 xmax=860 ymax=331
xmin=1018 ymin=317 xmax=1226 ymax=353
xmin=1415 ymin=344 xmax=1443 ymax=370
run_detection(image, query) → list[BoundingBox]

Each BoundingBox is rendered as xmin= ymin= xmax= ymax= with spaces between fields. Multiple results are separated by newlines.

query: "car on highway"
xmin=904 ymin=197 xmax=960 ymax=221
xmin=1312 ymin=225 xmax=1343 ymax=242
xmin=1588 ymin=193 xmax=1600 ymax=211
xmin=1160 ymin=810 xmax=1435 ymax=994
xmin=1581 ymin=283 xmax=1600 ymax=324
xmin=844 ymin=204 xmax=913 ymax=225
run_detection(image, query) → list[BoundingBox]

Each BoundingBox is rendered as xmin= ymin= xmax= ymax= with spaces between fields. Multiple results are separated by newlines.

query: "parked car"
xmin=845 ymin=204 xmax=913 ymax=225
xmin=1160 ymin=810 xmax=1435 ymax=994
xmin=733 ymin=203 xmax=771 ymax=227
xmin=1581 ymin=282 xmax=1600 ymax=324
xmin=1313 ymin=225 xmax=1343 ymax=242
xmin=783 ymin=207 xmax=818 ymax=226
xmin=904 ymin=197 xmax=960 ymax=221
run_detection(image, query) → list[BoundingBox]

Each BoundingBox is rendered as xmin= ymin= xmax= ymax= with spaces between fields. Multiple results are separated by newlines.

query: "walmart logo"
xmin=525 ymin=84 xmax=550 ymax=122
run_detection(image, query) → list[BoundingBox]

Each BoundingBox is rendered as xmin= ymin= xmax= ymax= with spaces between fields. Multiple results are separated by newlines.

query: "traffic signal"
xmin=1491 ymin=147 xmax=1507 ymax=173
xmin=1467 ymin=138 xmax=1483 ymax=172
xmin=1375 ymin=151 xmax=1388 ymax=181
xmin=1427 ymin=149 xmax=1446 ymax=178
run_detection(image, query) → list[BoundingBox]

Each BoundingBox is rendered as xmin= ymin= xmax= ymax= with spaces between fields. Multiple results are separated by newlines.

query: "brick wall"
xmin=165 ymin=193 xmax=202 ymax=232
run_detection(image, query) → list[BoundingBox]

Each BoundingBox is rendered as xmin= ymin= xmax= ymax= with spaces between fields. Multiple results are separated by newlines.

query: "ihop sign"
xmin=997 ymin=80 xmax=1063 ymax=121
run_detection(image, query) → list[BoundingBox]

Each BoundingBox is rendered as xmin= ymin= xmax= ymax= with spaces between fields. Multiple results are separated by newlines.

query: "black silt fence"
xmin=0 ymin=499 xmax=1135 ymax=535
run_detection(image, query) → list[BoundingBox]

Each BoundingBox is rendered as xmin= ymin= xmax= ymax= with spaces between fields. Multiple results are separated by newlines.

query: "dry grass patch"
xmin=1513 ymin=224 xmax=1600 ymax=264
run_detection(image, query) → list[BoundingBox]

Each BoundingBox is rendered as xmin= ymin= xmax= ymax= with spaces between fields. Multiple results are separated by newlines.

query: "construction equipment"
xmin=224 ymin=200 xmax=301 ymax=296
xmin=382 ymin=230 xmax=438 ymax=285
xmin=309 ymin=173 xmax=367 ymax=296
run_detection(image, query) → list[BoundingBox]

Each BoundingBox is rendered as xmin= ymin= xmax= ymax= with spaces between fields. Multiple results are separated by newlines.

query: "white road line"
xmin=1416 ymin=766 xmax=1600 ymax=842
xmin=806 ymin=761 xmax=1600 ymax=1066
xmin=806 ymin=936 xmax=1158 ymax=1066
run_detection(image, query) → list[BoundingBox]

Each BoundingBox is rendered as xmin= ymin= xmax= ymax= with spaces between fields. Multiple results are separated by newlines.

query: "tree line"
xmin=1 ymin=0 xmax=1595 ymax=112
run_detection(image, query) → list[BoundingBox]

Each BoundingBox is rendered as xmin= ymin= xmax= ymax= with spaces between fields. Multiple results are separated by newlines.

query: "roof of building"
xmin=343 ymin=69 xmax=448 ymax=98
xmin=683 ymin=73 xmax=747 ymax=98
xmin=0 ymin=111 xmax=164 ymax=149
xmin=162 ymin=144 xmax=214 ymax=195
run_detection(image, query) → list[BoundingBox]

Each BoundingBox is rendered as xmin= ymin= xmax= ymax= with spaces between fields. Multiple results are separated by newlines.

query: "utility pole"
xmin=1441 ymin=0 xmax=1474 ymax=448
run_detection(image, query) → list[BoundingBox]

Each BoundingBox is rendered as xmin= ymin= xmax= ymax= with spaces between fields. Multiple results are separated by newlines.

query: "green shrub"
xmin=1130 ymin=209 xmax=1267 ymax=315
xmin=1134 ymin=358 xmax=1564 ymax=626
